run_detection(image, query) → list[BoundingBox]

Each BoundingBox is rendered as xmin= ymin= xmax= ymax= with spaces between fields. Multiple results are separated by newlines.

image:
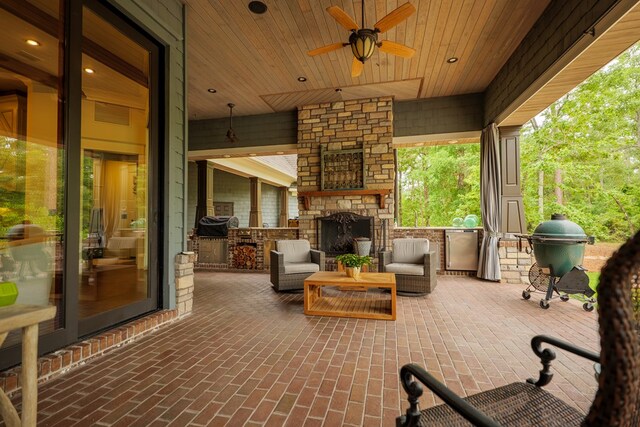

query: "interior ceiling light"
xmin=207 ymin=88 xmax=217 ymax=93
xmin=249 ymin=153 xmax=257 ymax=156
xmin=335 ymin=88 xmax=342 ymax=92
xmin=297 ymin=76 xmax=307 ymax=82
xmin=223 ymin=154 xmax=231 ymax=158
xmin=225 ymin=103 xmax=239 ymax=143
xmin=308 ymin=1 xmax=416 ymax=77
xmin=83 ymin=68 xmax=95 ymax=74
xmin=446 ymin=57 xmax=458 ymax=63
xmin=26 ymin=39 xmax=40 ymax=46
xmin=248 ymin=1 xmax=267 ymax=14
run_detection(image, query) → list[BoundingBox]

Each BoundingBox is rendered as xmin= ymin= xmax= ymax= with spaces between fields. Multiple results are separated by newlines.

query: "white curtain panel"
xmin=477 ymin=123 xmax=502 ymax=281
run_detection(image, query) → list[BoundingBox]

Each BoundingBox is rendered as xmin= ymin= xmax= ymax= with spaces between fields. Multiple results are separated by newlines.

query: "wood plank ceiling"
xmin=185 ymin=0 xmax=551 ymax=120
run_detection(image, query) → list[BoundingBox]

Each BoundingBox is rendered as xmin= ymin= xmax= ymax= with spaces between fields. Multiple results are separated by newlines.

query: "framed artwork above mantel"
xmin=320 ymin=145 xmax=365 ymax=191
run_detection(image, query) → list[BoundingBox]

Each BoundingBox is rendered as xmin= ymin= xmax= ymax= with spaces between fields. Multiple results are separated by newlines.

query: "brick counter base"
xmin=0 ymin=309 xmax=179 ymax=397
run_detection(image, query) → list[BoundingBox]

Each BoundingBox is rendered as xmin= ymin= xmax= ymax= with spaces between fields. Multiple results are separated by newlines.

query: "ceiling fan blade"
xmin=308 ymin=42 xmax=346 ymax=56
xmin=326 ymin=6 xmax=359 ymax=31
xmin=374 ymin=2 xmax=416 ymax=33
xmin=378 ymin=40 xmax=415 ymax=58
xmin=351 ymin=57 xmax=363 ymax=78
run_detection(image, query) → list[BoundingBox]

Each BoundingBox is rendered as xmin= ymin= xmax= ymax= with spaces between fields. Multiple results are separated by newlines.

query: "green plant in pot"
xmin=335 ymin=253 xmax=371 ymax=279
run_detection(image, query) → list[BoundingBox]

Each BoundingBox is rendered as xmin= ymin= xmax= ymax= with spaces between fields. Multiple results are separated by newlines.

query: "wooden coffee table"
xmin=304 ymin=272 xmax=396 ymax=321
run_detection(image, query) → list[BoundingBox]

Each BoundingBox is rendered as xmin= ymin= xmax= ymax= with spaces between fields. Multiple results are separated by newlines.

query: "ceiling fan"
xmin=308 ymin=1 xmax=416 ymax=77
xmin=225 ymin=103 xmax=239 ymax=143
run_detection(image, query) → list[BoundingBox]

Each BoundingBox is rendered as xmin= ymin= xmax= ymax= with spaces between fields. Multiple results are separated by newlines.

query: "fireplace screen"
xmin=317 ymin=212 xmax=374 ymax=255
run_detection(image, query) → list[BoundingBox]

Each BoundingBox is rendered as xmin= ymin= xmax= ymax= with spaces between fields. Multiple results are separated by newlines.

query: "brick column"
xmin=249 ymin=177 xmax=262 ymax=227
xmin=175 ymin=251 xmax=195 ymax=315
xmin=278 ymin=187 xmax=289 ymax=227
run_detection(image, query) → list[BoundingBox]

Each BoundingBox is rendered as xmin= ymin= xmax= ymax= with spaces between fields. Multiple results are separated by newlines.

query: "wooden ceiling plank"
xmin=433 ymin=0 xmax=476 ymax=97
xmin=407 ymin=0 xmax=430 ymax=78
xmin=447 ymin=0 xmax=496 ymax=95
xmin=420 ymin=0 xmax=451 ymax=97
xmin=423 ymin=1 xmax=457 ymax=98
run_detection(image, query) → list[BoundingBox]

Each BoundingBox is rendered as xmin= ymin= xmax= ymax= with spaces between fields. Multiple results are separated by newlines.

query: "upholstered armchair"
xmin=270 ymin=240 xmax=325 ymax=292
xmin=378 ymin=238 xmax=438 ymax=296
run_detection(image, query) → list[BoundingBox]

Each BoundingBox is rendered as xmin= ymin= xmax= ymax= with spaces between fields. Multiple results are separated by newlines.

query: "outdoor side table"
xmin=0 ymin=304 xmax=57 ymax=427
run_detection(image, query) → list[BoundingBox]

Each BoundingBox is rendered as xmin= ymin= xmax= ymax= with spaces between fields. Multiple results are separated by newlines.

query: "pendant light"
xmin=226 ymin=103 xmax=238 ymax=143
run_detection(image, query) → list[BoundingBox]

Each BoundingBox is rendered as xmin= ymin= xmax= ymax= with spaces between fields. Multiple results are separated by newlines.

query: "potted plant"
xmin=335 ymin=253 xmax=371 ymax=279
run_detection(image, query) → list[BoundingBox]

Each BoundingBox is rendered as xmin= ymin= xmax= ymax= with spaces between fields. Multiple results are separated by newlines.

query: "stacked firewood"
xmin=233 ymin=245 xmax=256 ymax=269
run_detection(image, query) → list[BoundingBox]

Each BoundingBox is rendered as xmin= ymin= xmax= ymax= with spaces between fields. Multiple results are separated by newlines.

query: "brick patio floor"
xmin=12 ymin=272 xmax=599 ymax=426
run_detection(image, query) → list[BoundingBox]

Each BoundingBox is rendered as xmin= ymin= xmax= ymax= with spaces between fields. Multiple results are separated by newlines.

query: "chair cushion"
xmin=385 ymin=263 xmax=424 ymax=276
xmin=392 ymin=239 xmax=429 ymax=264
xmin=284 ymin=262 xmax=320 ymax=274
xmin=277 ymin=240 xmax=311 ymax=264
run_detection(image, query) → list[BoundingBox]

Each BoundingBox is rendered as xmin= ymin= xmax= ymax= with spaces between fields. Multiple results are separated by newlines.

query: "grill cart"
xmin=516 ymin=214 xmax=596 ymax=311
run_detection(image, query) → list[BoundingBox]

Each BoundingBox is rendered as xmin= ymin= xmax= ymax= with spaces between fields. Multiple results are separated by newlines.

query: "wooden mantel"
xmin=298 ymin=189 xmax=391 ymax=210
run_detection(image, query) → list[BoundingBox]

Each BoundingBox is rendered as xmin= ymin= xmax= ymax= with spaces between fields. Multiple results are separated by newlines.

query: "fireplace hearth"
xmin=317 ymin=212 xmax=374 ymax=256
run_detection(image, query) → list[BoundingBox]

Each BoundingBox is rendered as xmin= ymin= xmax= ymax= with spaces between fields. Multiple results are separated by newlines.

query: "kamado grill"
xmin=517 ymin=214 xmax=596 ymax=311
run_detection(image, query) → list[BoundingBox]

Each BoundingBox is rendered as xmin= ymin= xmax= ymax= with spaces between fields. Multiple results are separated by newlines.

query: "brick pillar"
xmin=278 ymin=187 xmax=289 ymax=227
xmin=249 ymin=177 xmax=262 ymax=227
xmin=195 ymin=160 xmax=214 ymax=228
xmin=175 ymin=251 xmax=195 ymax=315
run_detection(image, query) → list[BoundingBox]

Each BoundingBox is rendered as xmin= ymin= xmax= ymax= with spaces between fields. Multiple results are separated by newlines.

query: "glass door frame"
xmin=77 ymin=0 xmax=163 ymax=337
xmin=0 ymin=0 xmax=165 ymax=370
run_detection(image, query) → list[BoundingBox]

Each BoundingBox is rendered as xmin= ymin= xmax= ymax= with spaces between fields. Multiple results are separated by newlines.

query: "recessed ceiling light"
xmin=26 ymin=39 xmax=40 ymax=46
xmin=249 ymin=153 xmax=257 ymax=156
xmin=223 ymin=154 xmax=231 ymax=158
xmin=446 ymin=57 xmax=459 ymax=64
xmin=84 ymin=68 xmax=95 ymax=74
xmin=448 ymin=140 xmax=459 ymax=144
xmin=248 ymin=1 xmax=267 ymax=14
xmin=335 ymin=88 xmax=342 ymax=92
xmin=207 ymin=88 xmax=217 ymax=93
xmin=276 ymin=151 xmax=284 ymax=154
xmin=297 ymin=76 xmax=307 ymax=82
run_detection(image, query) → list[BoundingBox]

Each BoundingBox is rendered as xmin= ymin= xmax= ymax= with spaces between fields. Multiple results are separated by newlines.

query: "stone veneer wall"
xmin=499 ymin=239 xmax=533 ymax=284
xmin=297 ymin=97 xmax=395 ymax=254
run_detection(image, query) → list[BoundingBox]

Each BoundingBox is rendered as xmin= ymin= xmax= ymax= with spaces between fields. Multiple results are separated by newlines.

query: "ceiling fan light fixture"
xmin=349 ymin=29 xmax=377 ymax=63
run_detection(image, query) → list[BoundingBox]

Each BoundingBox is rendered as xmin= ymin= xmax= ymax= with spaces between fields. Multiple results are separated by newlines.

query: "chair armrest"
xmin=379 ymin=251 xmax=391 ymax=271
xmin=398 ymin=363 xmax=500 ymax=427
xmin=310 ymin=250 xmax=325 ymax=271
xmin=422 ymin=249 xmax=437 ymax=277
xmin=270 ymin=251 xmax=285 ymax=273
xmin=526 ymin=335 xmax=600 ymax=387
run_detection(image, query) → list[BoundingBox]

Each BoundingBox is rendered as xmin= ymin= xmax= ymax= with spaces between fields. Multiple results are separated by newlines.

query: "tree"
xmin=398 ymin=144 xmax=481 ymax=227
xmin=521 ymin=42 xmax=640 ymax=241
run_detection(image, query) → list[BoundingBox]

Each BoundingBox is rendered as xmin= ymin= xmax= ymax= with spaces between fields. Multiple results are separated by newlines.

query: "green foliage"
xmin=335 ymin=253 xmax=372 ymax=268
xmin=398 ymin=144 xmax=481 ymax=227
xmin=521 ymin=42 xmax=640 ymax=242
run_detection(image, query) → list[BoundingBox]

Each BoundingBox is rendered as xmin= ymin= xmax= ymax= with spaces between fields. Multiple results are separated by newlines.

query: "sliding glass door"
xmin=77 ymin=1 xmax=160 ymax=336
xmin=0 ymin=0 xmax=163 ymax=369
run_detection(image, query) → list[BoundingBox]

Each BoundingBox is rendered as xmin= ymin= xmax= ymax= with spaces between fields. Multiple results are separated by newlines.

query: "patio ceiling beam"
xmin=0 ymin=53 xmax=58 ymax=88
xmin=208 ymin=158 xmax=296 ymax=188
xmin=485 ymin=0 xmax=639 ymax=126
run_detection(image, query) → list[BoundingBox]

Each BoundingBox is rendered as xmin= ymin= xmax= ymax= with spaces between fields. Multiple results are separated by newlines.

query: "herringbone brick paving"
xmin=9 ymin=273 xmax=599 ymax=426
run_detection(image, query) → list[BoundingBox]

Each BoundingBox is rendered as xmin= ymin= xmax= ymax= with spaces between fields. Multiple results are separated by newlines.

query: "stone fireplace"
xmin=317 ymin=212 xmax=374 ymax=255
xmin=296 ymin=97 xmax=395 ymax=266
